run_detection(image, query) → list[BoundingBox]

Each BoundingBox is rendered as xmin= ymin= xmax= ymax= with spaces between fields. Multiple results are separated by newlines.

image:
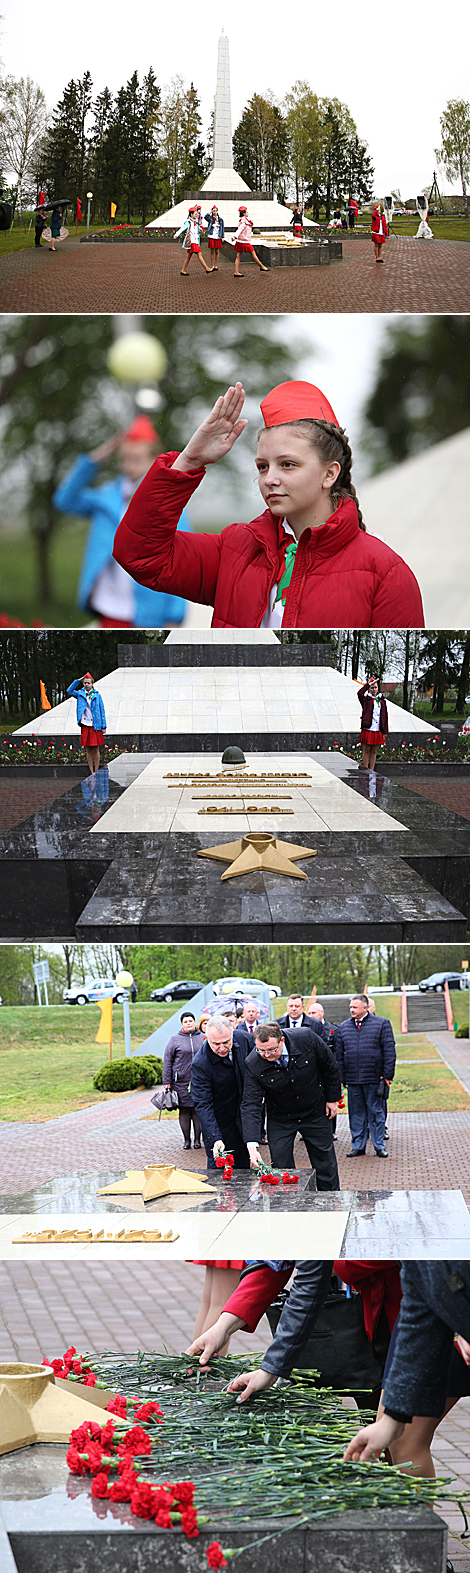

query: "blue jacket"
xmin=334 ymin=1013 xmax=396 ymax=1086
xmin=190 ymin=1031 xmax=250 ymax=1148
xmin=204 ymin=212 xmax=225 ymax=239
xmin=67 ymin=678 xmax=107 ymax=731
xmin=53 ymin=453 xmax=191 ymax=625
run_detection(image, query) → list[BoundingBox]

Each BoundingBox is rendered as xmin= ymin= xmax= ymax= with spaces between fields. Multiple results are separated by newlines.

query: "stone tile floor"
xmin=0 ymin=1259 xmax=468 ymax=1566
xmin=1 ymin=235 xmax=469 ymax=313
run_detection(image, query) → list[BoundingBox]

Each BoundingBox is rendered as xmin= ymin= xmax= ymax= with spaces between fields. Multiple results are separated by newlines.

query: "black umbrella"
xmin=34 ymin=199 xmax=72 ymax=212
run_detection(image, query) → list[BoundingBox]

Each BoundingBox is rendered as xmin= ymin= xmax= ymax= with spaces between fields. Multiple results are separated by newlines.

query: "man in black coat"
xmin=241 ymin=1022 xmax=340 ymax=1187
xmin=190 ymin=1015 xmax=251 ymax=1170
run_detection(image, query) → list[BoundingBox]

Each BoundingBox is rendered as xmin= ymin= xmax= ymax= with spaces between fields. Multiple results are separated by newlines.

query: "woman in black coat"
xmin=162 ymin=1011 xmax=204 ymax=1149
xmin=357 ymin=672 xmax=389 ymax=770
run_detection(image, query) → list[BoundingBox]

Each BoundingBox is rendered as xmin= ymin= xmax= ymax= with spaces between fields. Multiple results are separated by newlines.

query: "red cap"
xmin=238 ymin=204 xmax=248 ymax=211
xmin=123 ymin=415 xmax=159 ymax=443
xmin=84 ymin=672 xmax=93 ymax=681
xmin=260 ymin=380 xmax=339 ymax=428
xmin=188 ymin=205 xmax=197 ymax=213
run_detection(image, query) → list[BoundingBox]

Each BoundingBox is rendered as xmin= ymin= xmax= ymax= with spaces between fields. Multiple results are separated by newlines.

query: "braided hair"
xmin=258 ymin=418 xmax=365 ymax=530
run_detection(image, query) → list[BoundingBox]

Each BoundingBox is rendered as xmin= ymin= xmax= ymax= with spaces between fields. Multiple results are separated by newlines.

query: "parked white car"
xmin=63 ymin=979 xmax=127 ymax=1005
xmin=213 ymin=975 xmax=282 ymax=999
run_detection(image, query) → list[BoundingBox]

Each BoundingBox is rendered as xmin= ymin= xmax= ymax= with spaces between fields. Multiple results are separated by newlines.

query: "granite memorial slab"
xmin=1 ymin=1187 xmax=469 ymax=1259
xmin=0 ymin=1455 xmax=447 ymax=1573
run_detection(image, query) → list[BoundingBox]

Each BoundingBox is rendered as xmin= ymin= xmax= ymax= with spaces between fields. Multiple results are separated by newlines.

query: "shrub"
xmin=93 ymin=1055 xmax=163 ymax=1092
xmin=455 ymin=1024 xmax=469 ymax=1039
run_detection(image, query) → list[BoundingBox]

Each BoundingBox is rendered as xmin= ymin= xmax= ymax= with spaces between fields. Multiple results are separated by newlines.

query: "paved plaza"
xmin=1 ymin=234 xmax=469 ymax=313
xmin=0 ymin=1258 xmax=468 ymax=1566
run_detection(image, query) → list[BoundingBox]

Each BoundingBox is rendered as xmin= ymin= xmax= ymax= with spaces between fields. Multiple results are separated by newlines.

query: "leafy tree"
xmin=283 ymin=81 xmax=321 ymax=209
xmin=0 ymin=75 xmax=48 ymax=213
xmin=0 ymin=630 xmax=165 ymax=725
xmin=436 ymin=98 xmax=470 ymax=216
xmin=418 ymin=633 xmax=460 ymax=713
xmin=233 ymin=95 xmax=289 ymax=195
xmin=363 ymin=317 xmax=470 ymax=469
xmin=0 ymin=314 xmax=300 ymax=607
xmin=38 ymin=73 xmax=93 ymax=201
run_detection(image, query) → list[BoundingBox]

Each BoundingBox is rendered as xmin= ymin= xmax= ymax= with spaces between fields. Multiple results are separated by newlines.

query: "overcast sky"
xmin=3 ymin=0 xmax=469 ymax=196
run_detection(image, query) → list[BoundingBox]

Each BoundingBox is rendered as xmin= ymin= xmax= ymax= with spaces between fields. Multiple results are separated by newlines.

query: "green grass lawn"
xmin=388 ymin=217 xmax=470 ymax=243
xmin=0 ymin=222 xmax=116 ymax=256
xmin=0 ymin=1003 xmax=175 ymax=1121
xmin=0 ymin=520 xmax=89 ymax=626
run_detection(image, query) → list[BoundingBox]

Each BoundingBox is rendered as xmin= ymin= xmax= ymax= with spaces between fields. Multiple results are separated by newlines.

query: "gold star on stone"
xmin=197 ymin=831 xmax=317 ymax=881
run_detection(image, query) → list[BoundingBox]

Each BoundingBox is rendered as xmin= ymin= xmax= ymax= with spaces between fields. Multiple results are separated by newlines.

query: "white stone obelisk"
xmin=213 ymin=30 xmax=233 ymax=169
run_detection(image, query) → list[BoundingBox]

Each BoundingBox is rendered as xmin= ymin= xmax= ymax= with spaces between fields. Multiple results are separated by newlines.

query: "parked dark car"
xmin=150 ymin=978 xmax=205 ymax=1004
xmin=418 ymin=972 xmax=466 ymax=992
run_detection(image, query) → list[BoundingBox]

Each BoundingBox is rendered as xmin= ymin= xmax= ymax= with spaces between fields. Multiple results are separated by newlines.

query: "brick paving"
xmin=403 ymin=778 xmax=470 ymax=821
xmin=1 ymin=234 xmax=469 ymax=312
xmin=0 ymin=777 xmax=78 ymax=834
xmin=1 ymin=1077 xmax=470 ymax=1198
xmin=0 ymin=1259 xmax=468 ymax=1565
xmin=0 ymin=1260 xmax=271 ymax=1362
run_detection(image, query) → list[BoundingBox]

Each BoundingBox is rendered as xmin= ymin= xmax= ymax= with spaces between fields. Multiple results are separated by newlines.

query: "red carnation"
xmin=130 ymin=1481 xmax=156 ymax=1519
xmin=292 ymin=1173 xmax=299 ymax=1184
xmin=91 ymin=1471 xmax=110 ymax=1499
xmin=181 ymin=1506 xmax=199 ymax=1537
xmin=109 ymin=1477 xmax=132 ymax=1502
xmin=99 ymin=1420 xmax=117 ymax=1449
xmin=154 ymin=1507 xmax=173 ymax=1527
xmin=215 ymin=1155 xmax=225 ymax=1168
xmin=119 ymin=1424 xmax=152 ymax=1455
xmin=66 ymin=1444 xmax=87 ymax=1475
xmin=107 ymin=1395 xmax=128 ymax=1416
xmin=223 ymin=1166 xmax=233 ymax=1180
xmin=207 ymin=1543 xmax=228 ymax=1568
xmin=83 ymin=1371 xmax=97 ymax=1386
xmin=134 ymin=1401 xmax=163 ymax=1424
xmin=172 ymin=1481 xmax=194 ymax=1506
xmin=272 ymin=1175 xmax=280 ymax=1186
xmin=64 ymin=1346 xmax=77 ymax=1362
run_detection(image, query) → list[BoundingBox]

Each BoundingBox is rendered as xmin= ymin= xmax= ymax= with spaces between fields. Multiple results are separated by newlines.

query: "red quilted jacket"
xmin=113 ymin=453 xmax=424 ymax=629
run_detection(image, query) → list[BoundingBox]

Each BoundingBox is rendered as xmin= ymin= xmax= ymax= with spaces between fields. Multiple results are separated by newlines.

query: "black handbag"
xmin=266 ymin=1277 xmax=390 ymax=1409
xmin=150 ymin=1087 xmax=179 ymax=1118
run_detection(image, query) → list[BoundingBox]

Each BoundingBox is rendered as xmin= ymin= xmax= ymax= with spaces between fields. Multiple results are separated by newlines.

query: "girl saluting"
xmin=113 ymin=380 xmax=424 ymax=629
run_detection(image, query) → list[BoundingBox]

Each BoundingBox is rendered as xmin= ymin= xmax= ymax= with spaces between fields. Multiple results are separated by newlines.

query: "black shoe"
xmin=375 ymin=1147 xmax=388 ymax=1157
xmin=193 ymin=1140 xmax=201 ymax=1150
xmin=346 ymin=1149 xmax=366 ymax=1156
xmin=183 ymin=1140 xmax=191 ymax=1150
xmin=446 ymin=1560 xmax=454 ymax=1573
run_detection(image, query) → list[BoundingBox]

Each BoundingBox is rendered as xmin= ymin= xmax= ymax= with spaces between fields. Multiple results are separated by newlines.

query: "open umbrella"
xmin=34 ymin=199 xmax=71 ymax=212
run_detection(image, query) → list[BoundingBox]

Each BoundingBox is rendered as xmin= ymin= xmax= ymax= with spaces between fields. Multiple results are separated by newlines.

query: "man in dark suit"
xmin=190 ymin=1015 xmax=251 ymax=1170
xmin=241 ymin=1022 xmax=340 ymax=1187
xmin=276 ymin=994 xmax=328 ymax=1039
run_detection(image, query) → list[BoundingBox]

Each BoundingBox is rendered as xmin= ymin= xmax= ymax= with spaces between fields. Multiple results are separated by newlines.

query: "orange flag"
xmin=40 ymin=680 xmax=51 ymax=711
xmin=110 ymin=202 xmax=117 ymax=219
xmin=96 ymin=996 xmax=113 ymax=1058
xmin=305 ymin=984 xmax=317 ymax=1012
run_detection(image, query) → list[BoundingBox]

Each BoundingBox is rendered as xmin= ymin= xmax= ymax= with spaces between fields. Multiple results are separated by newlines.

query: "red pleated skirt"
xmin=81 ymin=726 xmax=104 ymax=746
xmin=360 ymin=729 xmax=386 ymax=745
xmin=235 ymin=241 xmax=254 ymax=252
xmin=188 ymin=243 xmax=200 ymax=253
xmin=191 ymin=1260 xmax=245 ymax=1270
xmin=293 ymin=225 xmax=303 ymax=236
xmin=208 ymin=238 xmax=222 ymax=249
